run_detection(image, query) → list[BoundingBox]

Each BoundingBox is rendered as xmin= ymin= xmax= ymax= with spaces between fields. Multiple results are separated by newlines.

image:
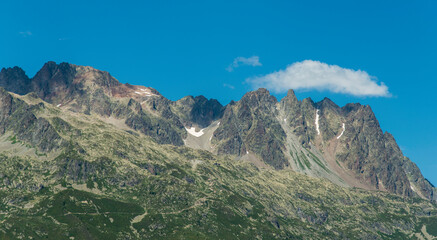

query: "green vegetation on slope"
xmin=0 ymin=95 xmax=436 ymax=239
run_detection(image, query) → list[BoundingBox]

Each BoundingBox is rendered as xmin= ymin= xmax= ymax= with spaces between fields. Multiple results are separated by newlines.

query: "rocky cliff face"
xmin=173 ymin=95 xmax=224 ymax=128
xmin=213 ymin=88 xmax=288 ymax=169
xmin=0 ymin=62 xmax=189 ymax=146
xmin=212 ymin=88 xmax=434 ymax=202
xmin=279 ymin=90 xmax=317 ymax=148
xmin=0 ymin=66 xmax=32 ymax=95
xmin=0 ymin=61 xmax=435 ymax=203
xmin=0 ymin=92 xmax=435 ymax=239
xmin=334 ymin=105 xmax=413 ymax=196
xmin=0 ymin=88 xmax=65 ymax=152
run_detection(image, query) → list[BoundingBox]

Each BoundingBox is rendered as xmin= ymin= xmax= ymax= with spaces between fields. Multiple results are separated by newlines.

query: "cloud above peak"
xmin=227 ymin=56 xmax=262 ymax=72
xmin=246 ymin=60 xmax=390 ymax=97
xmin=19 ymin=31 xmax=32 ymax=37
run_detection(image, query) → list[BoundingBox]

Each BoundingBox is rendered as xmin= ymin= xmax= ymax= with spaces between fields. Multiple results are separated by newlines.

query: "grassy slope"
xmin=0 ymin=97 xmax=436 ymax=239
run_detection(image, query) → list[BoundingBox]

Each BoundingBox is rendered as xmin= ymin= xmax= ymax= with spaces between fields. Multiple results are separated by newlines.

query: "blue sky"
xmin=1 ymin=0 xmax=436 ymax=184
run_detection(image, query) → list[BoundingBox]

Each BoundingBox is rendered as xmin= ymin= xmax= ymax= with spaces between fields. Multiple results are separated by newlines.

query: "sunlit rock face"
xmin=0 ymin=61 xmax=435 ymax=202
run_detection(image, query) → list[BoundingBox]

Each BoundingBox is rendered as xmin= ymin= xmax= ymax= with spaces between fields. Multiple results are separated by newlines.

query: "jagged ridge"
xmin=0 ymin=62 xmax=436 ymax=239
xmin=0 ymin=61 xmax=435 ymax=203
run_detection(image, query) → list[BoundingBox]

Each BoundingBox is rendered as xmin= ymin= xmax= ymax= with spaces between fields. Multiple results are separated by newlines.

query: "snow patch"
xmin=217 ymin=122 xmax=220 ymax=126
xmin=56 ymin=104 xmax=62 ymax=107
xmin=336 ymin=123 xmax=345 ymax=139
xmin=134 ymin=89 xmax=154 ymax=97
xmin=410 ymin=185 xmax=416 ymax=192
xmin=315 ymin=109 xmax=320 ymax=135
xmin=185 ymin=127 xmax=205 ymax=137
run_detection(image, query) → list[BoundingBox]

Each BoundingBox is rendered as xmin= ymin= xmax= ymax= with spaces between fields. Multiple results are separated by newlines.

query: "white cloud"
xmin=226 ymin=56 xmax=262 ymax=72
xmin=19 ymin=31 xmax=32 ymax=37
xmin=246 ymin=60 xmax=390 ymax=97
xmin=223 ymin=83 xmax=235 ymax=89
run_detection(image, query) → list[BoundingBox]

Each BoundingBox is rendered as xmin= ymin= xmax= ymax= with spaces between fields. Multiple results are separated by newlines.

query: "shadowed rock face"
xmin=174 ymin=95 xmax=224 ymax=128
xmin=0 ymin=61 xmax=435 ymax=202
xmin=0 ymin=66 xmax=32 ymax=95
xmin=0 ymin=88 xmax=65 ymax=152
xmin=125 ymin=111 xmax=185 ymax=146
xmin=31 ymin=61 xmax=77 ymax=101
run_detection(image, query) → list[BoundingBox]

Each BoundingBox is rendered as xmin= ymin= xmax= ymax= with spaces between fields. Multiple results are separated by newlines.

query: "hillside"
xmin=0 ymin=62 xmax=436 ymax=239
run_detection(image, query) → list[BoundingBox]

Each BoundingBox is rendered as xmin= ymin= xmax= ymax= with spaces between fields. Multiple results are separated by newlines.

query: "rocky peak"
xmin=317 ymin=97 xmax=340 ymax=113
xmin=31 ymin=61 xmax=76 ymax=101
xmin=34 ymin=61 xmax=75 ymax=81
xmin=213 ymin=88 xmax=288 ymax=169
xmin=240 ymin=88 xmax=278 ymax=112
xmin=0 ymin=62 xmax=435 ymax=203
xmin=279 ymin=89 xmax=299 ymax=111
xmin=355 ymin=105 xmax=377 ymax=123
xmin=301 ymin=97 xmax=315 ymax=108
xmin=177 ymin=95 xmax=195 ymax=105
xmin=0 ymin=66 xmax=27 ymax=78
xmin=190 ymin=96 xmax=224 ymax=127
xmin=29 ymin=62 xmax=124 ymax=102
xmin=0 ymin=66 xmax=31 ymax=95
xmin=73 ymin=64 xmax=121 ymax=89
xmin=174 ymin=95 xmax=224 ymax=127
xmin=341 ymin=102 xmax=363 ymax=115
xmin=285 ymin=89 xmax=298 ymax=102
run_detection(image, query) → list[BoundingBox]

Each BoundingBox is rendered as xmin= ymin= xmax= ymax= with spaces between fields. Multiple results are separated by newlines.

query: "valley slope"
xmin=0 ymin=62 xmax=436 ymax=239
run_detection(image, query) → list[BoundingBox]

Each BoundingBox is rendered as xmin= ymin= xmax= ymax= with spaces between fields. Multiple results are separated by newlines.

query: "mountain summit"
xmin=0 ymin=62 xmax=436 ymax=239
xmin=0 ymin=61 xmax=434 ymax=201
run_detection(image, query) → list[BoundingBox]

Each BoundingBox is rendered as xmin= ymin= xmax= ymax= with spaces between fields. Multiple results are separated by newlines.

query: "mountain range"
xmin=0 ymin=62 xmax=436 ymax=239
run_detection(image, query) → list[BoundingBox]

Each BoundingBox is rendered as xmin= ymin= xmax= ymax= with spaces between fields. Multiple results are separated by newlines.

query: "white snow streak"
xmin=185 ymin=127 xmax=205 ymax=137
xmin=56 ymin=104 xmax=61 ymax=107
xmin=315 ymin=109 xmax=320 ymax=135
xmin=134 ymin=88 xmax=154 ymax=97
xmin=410 ymin=185 xmax=416 ymax=192
xmin=336 ymin=123 xmax=345 ymax=139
